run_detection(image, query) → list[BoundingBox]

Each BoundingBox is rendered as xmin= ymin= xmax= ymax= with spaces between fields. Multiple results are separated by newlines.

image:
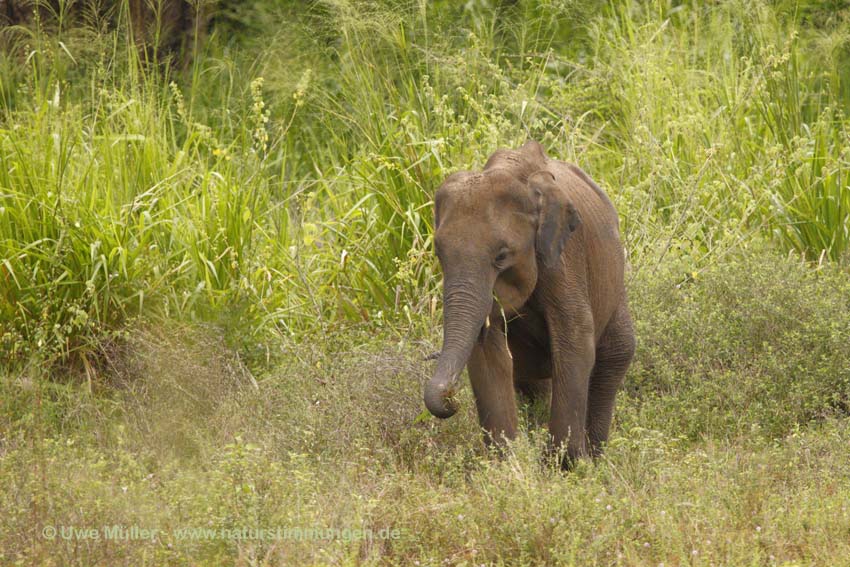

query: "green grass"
xmin=2 ymin=0 xmax=850 ymax=564
xmin=3 ymin=0 xmax=850 ymax=370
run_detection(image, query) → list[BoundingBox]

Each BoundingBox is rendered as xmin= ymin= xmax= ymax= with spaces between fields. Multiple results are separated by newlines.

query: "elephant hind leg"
xmin=515 ymin=378 xmax=551 ymax=403
xmin=512 ymin=347 xmax=552 ymax=408
xmin=508 ymin=334 xmax=552 ymax=426
xmin=515 ymin=378 xmax=551 ymax=429
xmin=587 ymin=303 xmax=635 ymax=457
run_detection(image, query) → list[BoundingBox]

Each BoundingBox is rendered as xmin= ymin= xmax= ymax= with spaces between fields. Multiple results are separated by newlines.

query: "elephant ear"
xmin=530 ymin=170 xmax=581 ymax=268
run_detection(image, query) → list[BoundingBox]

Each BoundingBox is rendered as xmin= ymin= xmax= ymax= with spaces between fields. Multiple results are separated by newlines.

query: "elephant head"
xmin=424 ymin=148 xmax=581 ymax=419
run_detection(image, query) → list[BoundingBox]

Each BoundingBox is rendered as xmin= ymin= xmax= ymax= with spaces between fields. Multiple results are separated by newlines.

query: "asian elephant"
xmin=424 ymin=140 xmax=635 ymax=467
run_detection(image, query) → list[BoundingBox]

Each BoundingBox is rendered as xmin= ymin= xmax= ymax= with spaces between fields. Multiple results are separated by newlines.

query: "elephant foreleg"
xmin=547 ymin=306 xmax=596 ymax=467
xmin=468 ymin=324 xmax=518 ymax=447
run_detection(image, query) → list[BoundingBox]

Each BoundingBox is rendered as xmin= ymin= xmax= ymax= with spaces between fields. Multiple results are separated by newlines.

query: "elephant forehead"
xmin=438 ymin=171 xmax=535 ymax=214
xmin=440 ymin=192 xmax=532 ymax=232
xmin=436 ymin=201 xmax=534 ymax=252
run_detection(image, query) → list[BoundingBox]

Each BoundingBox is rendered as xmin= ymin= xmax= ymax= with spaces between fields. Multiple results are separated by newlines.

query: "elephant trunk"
xmin=425 ymin=274 xmax=494 ymax=418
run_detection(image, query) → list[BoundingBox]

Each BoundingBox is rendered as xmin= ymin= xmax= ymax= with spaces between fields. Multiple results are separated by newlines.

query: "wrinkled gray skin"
xmin=424 ymin=141 xmax=635 ymax=467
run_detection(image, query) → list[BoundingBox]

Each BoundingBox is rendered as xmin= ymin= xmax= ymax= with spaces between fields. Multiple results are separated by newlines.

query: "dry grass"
xmin=3 ymin=250 xmax=850 ymax=565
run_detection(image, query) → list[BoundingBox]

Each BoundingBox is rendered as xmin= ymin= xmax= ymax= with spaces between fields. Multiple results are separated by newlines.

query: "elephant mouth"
xmin=477 ymin=315 xmax=492 ymax=342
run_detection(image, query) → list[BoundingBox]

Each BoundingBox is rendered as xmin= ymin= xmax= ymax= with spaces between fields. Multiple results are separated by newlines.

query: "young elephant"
xmin=424 ymin=140 xmax=635 ymax=466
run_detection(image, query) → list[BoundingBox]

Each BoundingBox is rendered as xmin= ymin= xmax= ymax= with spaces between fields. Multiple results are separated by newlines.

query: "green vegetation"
xmin=1 ymin=1 xmax=849 ymax=565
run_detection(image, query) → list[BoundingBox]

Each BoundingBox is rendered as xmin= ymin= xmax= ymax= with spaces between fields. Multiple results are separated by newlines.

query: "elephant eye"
xmin=494 ymin=249 xmax=509 ymax=268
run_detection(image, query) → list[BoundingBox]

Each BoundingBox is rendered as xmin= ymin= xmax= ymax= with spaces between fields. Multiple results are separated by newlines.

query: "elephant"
xmin=423 ymin=140 xmax=635 ymax=467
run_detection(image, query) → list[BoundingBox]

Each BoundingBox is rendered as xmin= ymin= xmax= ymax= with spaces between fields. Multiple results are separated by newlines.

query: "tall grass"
xmin=0 ymin=23 xmax=291 ymax=368
xmin=560 ymin=0 xmax=850 ymax=265
xmin=2 ymin=0 xmax=849 ymax=372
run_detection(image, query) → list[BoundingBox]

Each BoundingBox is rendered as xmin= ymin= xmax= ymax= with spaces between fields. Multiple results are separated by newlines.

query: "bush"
xmin=625 ymin=247 xmax=850 ymax=439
